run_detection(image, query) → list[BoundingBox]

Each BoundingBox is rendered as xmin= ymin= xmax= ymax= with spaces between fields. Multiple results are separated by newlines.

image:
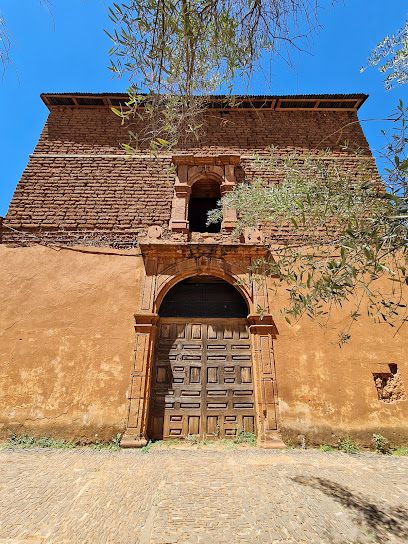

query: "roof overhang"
xmin=40 ymin=93 xmax=368 ymax=112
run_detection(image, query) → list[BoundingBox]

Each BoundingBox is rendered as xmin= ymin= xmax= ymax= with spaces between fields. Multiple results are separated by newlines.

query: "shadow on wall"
xmin=292 ymin=475 xmax=408 ymax=543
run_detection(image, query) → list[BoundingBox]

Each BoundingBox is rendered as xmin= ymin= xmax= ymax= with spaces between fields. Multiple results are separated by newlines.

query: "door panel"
xmin=148 ymin=318 xmax=256 ymax=440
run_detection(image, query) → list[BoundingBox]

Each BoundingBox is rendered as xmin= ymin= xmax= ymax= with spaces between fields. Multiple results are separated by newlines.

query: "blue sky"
xmin=0 ymin=0 xmax=407 ymax=216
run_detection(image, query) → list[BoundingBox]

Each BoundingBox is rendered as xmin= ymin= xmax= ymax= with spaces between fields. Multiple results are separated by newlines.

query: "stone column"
xmin=248 ymin=314 xmax=285 ymax=449
xmin=220 ymin=165 xmax=238 ymax=231
xmin=169 ymin=164 xmax=191 ymax=233
xmin=120 ymin=314 xmax=158 ymax=448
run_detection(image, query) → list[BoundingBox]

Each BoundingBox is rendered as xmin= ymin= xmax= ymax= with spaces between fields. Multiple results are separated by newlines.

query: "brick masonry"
xmin=3 ymin=105 xmax=375 ymax=246
xmin=33 ymin=107 xmax=370 ymax=155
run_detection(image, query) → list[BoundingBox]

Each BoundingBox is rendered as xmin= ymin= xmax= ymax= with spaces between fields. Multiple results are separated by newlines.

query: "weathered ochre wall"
xmin=0 ymin=245 xmax=144 ymax=442
xmin=270 ymin=280 xmax=408 ymax=447
xmin=1 ymin=245 xmax=407 ymax=446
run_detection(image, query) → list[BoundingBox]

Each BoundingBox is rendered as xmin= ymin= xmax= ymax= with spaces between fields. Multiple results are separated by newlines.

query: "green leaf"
xmin=121 ymin=144 xmax=135 ymax=152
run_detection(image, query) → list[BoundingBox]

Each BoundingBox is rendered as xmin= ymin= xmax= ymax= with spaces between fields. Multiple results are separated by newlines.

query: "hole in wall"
xmin=373 ymin=364 xmax=407 ymax=403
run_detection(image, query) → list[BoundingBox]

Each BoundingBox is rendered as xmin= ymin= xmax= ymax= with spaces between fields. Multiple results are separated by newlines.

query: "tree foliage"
xmin=107 ymin=0 xmax=322 ymax=149
xmin=0 ymin=10 xmax=13 ymax=76
xmin=362 ymin=17 xmax=408 ymax=90
xmin=209 ymin=102 xmax=408 ymax=343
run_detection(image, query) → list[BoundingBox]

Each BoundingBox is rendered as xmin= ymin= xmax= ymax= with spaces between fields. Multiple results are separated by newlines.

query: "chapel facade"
xmin=1 ymin=93 xmax=407 ymax=448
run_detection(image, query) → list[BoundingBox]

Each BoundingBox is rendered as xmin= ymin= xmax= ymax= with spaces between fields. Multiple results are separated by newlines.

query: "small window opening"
xmin=188 ymin=180 xmax=221 ymax=233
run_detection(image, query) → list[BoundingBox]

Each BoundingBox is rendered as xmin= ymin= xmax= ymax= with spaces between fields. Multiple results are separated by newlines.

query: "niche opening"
xmin=188 ymin=180 xmax=221 ymax=233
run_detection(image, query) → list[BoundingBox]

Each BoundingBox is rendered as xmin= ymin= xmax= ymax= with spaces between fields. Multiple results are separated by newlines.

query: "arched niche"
xmin=159 ymin=276 xmax=248 ymax=318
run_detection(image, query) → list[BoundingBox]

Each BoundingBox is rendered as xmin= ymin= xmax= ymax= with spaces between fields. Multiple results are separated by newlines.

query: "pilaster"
xmin=120 ymin=314 xmax=159 ymax=448
xmin=248 ymin=314 xmax=285 ymax=449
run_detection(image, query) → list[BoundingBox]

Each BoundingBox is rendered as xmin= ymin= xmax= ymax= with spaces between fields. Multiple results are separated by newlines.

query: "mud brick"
xmin=4 ymin=97 xmax=378 ymax=248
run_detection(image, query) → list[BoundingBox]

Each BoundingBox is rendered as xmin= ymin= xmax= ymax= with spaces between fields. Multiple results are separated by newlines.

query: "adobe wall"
xmin=272 ymin=308 xmax=408 ymax=447
xmin=1 ymin=244 xmax=407 ymax=446
xmin=0 ymin=244 xmax=144 ymax=442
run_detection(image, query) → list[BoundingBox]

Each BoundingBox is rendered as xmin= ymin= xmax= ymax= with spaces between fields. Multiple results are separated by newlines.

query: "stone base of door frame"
xmin=120 ymin=432 xmax=286 ymax=449
xmin=258 ymin=431 xmax=286 ymax=449
xmin=120 ymin=434 xmax=148 ymax=448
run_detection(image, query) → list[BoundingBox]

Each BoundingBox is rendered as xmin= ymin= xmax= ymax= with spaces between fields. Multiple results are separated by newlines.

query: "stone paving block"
xmin=0 ymin=540 xmax=44 ymax=543
xmin=0 ymin=448 xmax=407 ymax=543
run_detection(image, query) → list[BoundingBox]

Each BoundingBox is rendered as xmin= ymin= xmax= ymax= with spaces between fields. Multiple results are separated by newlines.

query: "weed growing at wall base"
xmin=319 ymin=439 xmax=408 ymax=455
xmin=393 ymin=447 xmax=408 ymax=456
xmin=337 ymin=437 xmax=360 ymax=454
xmin=141 ymin=432 xmax=257 ymax=452
xmin=89 ymin=433 xmax=122 ymax=451
xmin=5 ymin=433 xmax=122 ymax=450
xmin=7 ymin=434 xmax=75 ymax=449
xmin=320 ymin=444 xmax=336 ymax=452
xmin=372 ymin=433 xmax=391 ymax=454
xmin=141 ymin=440 xmax=152 ymax=454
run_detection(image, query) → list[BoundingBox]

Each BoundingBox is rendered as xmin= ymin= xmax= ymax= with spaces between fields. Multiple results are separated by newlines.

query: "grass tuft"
xmin=88 ymin=433 xmax=122 ymax=451
xmin=320 ymin=444 xmax=336 ymax=452
xmin=6 ymin=433 xmax=122 ymax=451
xmin=233 ymin=431 xmax=257 ymax=446
xmin=7 ymin=434 xmax=75 ymax=449
xmin=393 ymin=447 xmax=408 ymax=456
xmin=372 ymin=433 xmax=391 ymax=455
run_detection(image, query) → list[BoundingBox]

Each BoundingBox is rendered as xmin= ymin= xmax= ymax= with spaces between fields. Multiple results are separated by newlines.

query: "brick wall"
xmin=5 ymin=157 xmax=173 ymax=230
xmin=34 ymin=107 xmax=369 ymax=155
xmin=4 ymin=105 xmax=375 ymax=246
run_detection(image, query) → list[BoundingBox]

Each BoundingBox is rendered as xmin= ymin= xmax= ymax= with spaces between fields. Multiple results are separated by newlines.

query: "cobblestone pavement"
xmin=0 ymin=447 xmax=407 ymax=544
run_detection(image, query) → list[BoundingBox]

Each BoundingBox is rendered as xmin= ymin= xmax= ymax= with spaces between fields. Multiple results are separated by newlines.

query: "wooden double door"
xmin=148 ymin=318 xmax=256 ymax=440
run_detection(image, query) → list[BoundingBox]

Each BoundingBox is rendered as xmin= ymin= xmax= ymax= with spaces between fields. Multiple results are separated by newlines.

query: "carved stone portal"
xmin=120 ymin=242 xmax=285 ymax=449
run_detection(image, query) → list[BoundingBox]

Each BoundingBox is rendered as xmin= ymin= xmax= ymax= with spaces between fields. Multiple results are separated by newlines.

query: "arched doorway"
xmin=148 ymin=277 xmax=256 ymax=440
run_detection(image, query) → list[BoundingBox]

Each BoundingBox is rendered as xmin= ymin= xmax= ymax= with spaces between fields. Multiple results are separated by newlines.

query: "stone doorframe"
xmin=120 ymin=241 xmax=283 ymax=449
